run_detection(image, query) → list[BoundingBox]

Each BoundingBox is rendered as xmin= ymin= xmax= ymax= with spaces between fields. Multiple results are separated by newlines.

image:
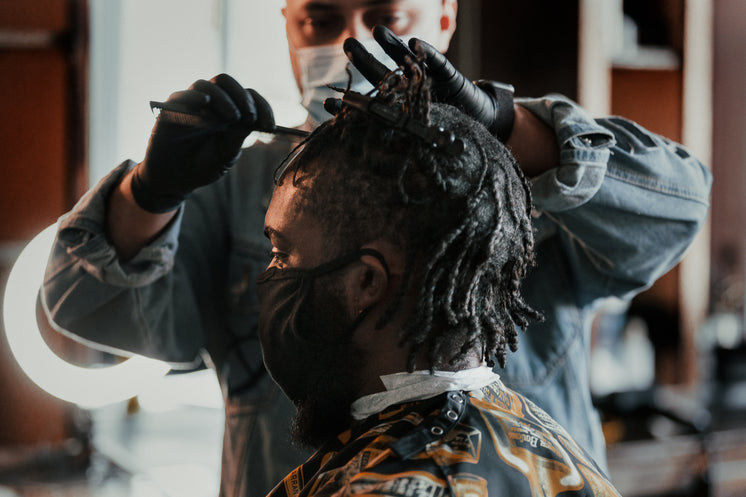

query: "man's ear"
xmin=349 ymin=252 xmax=390 ymax=313
xmin=436 ymin=0 xmax=458 ymax=52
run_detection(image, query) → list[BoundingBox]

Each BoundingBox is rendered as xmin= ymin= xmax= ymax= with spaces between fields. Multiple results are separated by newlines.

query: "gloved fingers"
xmin=191 ymin=78 xmax=242 ymax=124
xmin=408 ymin=38 xmax=463 ymax=95
xmin=373 ymin=25 xmax=417 ymax=77
xmin=216 ymin=133 xmax=248 ymax=164
xmin=408 ymin=39 xmax=497 ymax=128
xmin=162 ymin=89 xmax=211 ymax=113
xmin=246 ymin=89 xmax=276 ymax=131
xmin=323 ymin=98 xmax=343 ymax=116
xmin=344 ymin=37 xmax=389 ymax=86
xmin=212 ymin=73 xmax=256 ymax=126
xmin=411 ymin=38 xmax=496 ymax=128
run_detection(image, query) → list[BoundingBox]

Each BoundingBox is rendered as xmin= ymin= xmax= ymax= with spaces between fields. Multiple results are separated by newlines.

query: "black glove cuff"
xmin=130 ymin=167 xmax=185 ymax=214
xmin=475 ymin=80 xmax=515 ymax=142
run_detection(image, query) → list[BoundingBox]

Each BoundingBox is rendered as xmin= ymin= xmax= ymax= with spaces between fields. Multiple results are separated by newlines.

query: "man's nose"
xmin=342 ymin=14 xmax=373 ymax=43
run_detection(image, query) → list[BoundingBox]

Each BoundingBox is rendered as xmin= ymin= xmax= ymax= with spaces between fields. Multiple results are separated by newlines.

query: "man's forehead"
xmin=286 ymin=0 xmax=412 ymax=11
xmin=265 ymin=178 xmax=329 ymax=266
xmin=266 ymin=175 xmax=313 ymax=231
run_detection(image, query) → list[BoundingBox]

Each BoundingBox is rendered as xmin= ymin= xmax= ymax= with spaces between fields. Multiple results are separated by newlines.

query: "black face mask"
xmin=256 ymin=248 xmax=389 ymax=404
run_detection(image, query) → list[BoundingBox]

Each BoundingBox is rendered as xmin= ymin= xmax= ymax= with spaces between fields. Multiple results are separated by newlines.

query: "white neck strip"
xmin=350 ymin=366 xmax=500 ymax=421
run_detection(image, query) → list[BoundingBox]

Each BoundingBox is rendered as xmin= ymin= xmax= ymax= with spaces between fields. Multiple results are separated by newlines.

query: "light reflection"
xmin=2 ymin=224 xmax=170 ymax=408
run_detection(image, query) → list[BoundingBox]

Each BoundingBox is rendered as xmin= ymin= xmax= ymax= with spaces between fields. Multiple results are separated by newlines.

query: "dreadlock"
xmin=279 ymin=57 xmax=541 ymax=370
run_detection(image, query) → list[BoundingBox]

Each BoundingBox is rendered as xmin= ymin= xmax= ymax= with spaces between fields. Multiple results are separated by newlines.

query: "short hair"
xmin=279 ymin=60 xmax=541 ymax=369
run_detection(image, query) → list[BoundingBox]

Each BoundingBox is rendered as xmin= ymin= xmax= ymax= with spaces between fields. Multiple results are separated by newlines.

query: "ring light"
xmin=2 ymin=224 xmax=170 ymax=408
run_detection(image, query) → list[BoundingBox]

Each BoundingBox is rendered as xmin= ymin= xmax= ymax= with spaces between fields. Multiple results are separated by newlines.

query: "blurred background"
xmin=0 ymin=0 xmax=744 ymax=496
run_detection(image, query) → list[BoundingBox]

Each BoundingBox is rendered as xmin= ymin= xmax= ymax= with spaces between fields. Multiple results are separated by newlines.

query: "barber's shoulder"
xmin=234 ymin=138 xmax=298 ymax=175
xmin=218 ymin=138 xmax=298 ymax=210
xmin=244 ymin=136 xmax=300 ymax=158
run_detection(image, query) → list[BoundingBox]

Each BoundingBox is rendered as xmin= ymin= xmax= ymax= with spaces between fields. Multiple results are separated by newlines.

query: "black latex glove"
xmin=343 ymin=26 xmax=515 ymax=141
xmin=130 ymin=73 xmax=275 ymax=213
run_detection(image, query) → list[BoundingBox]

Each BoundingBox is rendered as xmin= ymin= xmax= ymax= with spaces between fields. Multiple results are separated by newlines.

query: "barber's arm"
xmin=42 ymin=74 xmax=275 ymax=365
xmin=347 ymin=28 xmax=711 ymax=302
xmin=523 ymin=94 xmax=712 ymax=303
xmin=404 ymin=38 xmax=710 ymax=300
xmin=507 ymin=105 xmax=560 ymax=177
xmin=106 ymin=174 xmax=175 ymax=261
xmin=42 ymin=160 xmax=206 ymax=367
xmin=107 ymin=74 xmax=275 ymax=260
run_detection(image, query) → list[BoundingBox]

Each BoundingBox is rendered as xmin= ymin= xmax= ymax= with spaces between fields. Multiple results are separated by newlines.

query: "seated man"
xmin=257 ymin=60 xmax=621 ymax=496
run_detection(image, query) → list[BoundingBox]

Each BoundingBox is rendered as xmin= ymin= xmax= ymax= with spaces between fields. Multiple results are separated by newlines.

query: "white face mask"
xmin=292 ymin=39 xmax=400 ymax=126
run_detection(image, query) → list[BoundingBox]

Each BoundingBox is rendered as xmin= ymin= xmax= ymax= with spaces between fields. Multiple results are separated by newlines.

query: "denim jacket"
xmin=42 ymin=95 xmax=712 ymax=497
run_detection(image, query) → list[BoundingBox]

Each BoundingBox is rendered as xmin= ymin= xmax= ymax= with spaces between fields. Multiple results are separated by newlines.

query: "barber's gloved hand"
xmin=343 ymin=26 xmax=515 ymax=142
xmin=131 ymin=73 xmax=274 ymax=213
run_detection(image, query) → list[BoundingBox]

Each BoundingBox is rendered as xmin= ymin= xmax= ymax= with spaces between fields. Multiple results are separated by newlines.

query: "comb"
xmin=150 ymin=100 xmax=309 ymax=138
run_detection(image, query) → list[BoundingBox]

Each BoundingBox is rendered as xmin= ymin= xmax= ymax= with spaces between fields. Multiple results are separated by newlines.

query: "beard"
xmin=287 ymin=271 xmax=367 ymax=450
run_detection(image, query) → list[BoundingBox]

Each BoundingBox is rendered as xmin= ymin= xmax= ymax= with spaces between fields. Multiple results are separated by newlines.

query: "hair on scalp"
xmin=279 ymin=57 xmax=542 ymax=370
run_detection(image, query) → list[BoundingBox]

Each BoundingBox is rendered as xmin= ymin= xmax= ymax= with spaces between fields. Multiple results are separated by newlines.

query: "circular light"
xmin=2 ymin=224 xmax=170 ymax=408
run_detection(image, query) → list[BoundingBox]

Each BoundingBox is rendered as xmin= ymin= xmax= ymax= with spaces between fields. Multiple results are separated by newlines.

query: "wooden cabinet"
xmin=0 ymin=0 xmax=88 ymax=449
xmin=604 ymin=0 xmax=713 ymax=386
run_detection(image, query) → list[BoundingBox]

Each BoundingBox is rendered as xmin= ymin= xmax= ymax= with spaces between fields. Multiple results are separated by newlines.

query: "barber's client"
xmin=257 ymin=59 xmax=622 ymax=497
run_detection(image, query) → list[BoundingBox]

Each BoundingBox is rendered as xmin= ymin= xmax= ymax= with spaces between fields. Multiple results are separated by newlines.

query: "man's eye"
xmin=301 ymin=14 xmax=344 ymax=43
xmin=365 ymin=11 xmax=412 ymax=34
xmin=270 ymin=250 xmax=289 ymax=268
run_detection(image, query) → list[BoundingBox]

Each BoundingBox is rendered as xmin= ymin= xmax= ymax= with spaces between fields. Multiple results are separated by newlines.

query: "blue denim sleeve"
xmin=517 ymin=94 xmax=712 ymax=305
xmin=41 ymin=160 xmax=205 ymax=367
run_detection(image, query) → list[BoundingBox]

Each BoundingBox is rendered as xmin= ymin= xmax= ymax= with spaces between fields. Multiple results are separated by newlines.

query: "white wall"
xmin=223 ymin=0 xmax=304 ymax=125
xmin=89 ymin=0 xmax=303 ymax=184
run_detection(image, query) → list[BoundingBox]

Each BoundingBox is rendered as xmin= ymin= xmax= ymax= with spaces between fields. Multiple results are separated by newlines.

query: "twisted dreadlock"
xmin=279 ymin=58 xmax=541 ymax=370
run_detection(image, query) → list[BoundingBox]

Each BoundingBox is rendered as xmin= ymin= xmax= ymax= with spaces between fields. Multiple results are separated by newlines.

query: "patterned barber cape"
xmin=267 ymin=381 xmax=620 ymax=497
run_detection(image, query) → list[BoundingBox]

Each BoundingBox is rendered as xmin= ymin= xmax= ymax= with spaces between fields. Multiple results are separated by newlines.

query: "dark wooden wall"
xmin=0 ymin=0 xmax=88 ymax=447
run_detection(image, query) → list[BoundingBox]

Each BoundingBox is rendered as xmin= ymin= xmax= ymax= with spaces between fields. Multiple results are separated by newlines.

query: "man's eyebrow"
xmin=304 ymin=0 xmax=396 ymax=10
xmin=263 ymin=227 xmax=287 ymax=242
xmin=302 ymin=1 xmax=338 ymax=12
xmin=361 ymin=0 xmax=400 ymax=7
xmin=365 ymin=0 xmax=399 ymax=6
